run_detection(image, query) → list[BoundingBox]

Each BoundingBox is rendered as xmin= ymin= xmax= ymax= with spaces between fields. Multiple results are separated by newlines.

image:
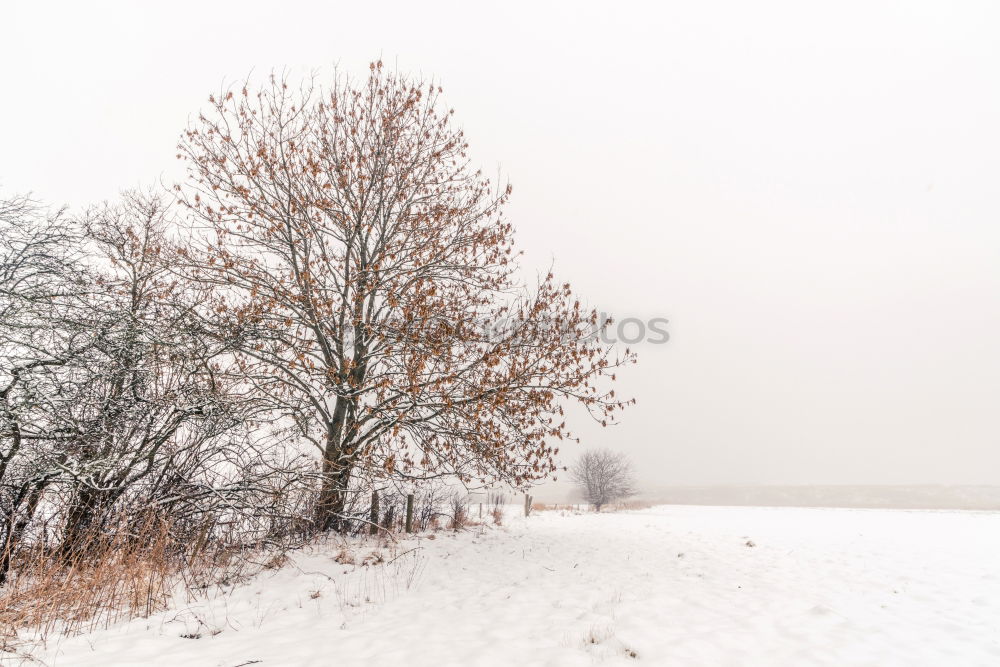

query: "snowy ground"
xmin=16 ymin=505 xmax=1000 ymax=666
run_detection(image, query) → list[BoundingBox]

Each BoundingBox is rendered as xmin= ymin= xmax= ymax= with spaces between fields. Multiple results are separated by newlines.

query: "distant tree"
xmin=570 ymin=449 xmax=636 ymax=511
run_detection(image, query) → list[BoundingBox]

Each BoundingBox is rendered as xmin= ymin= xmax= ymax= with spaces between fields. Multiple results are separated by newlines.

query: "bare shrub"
xmin=448 ymin=494 xmax=469 ymax=530
xmin=415 ymin=487 xmax=446 ymax=532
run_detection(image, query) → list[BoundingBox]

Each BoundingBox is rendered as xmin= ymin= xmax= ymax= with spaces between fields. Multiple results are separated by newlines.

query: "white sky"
xmin=4 ymin=0 xmax=999 ymax=487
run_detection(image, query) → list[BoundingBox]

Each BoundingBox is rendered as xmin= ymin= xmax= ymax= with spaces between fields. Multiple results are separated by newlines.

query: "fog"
xmin=4 ymin=1 xmax=999 ymax=492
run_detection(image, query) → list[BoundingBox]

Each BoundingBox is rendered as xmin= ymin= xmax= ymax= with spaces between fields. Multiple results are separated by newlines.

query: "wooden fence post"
xmin=369 ymin=491 xmax=379 ymax=535
xmin=405 ymin=493 xmax=414 ymax=533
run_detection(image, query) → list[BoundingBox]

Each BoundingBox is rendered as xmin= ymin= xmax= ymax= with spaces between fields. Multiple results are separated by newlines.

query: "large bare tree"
xmin=176 ymin=62 xmax=635 ymax=531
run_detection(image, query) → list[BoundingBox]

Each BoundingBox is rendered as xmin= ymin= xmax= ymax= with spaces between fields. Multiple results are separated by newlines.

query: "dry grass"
xmin=1 ymin=518 xmax=177 ymax=637
xmin=334 ymin=546 xmax=356 ymax=565
xmin=611 ymin=500 xmax=655 ymax=511
xmin=530 ymin=502 xmax=585 ymax=512
xmin=0 ymin=493 xmax=514 ymax=656
xmin=526 ymin=500 xmax=655 ymax=513
xmin=0 ymin=514 xmax=279 ymax=654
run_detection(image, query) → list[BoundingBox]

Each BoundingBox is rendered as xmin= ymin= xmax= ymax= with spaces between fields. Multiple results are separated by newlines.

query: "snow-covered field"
xmin=18 ymin=505 xmax=1000 ymax=666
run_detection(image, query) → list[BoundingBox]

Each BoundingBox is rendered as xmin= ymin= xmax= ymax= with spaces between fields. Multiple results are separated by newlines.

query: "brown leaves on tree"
xmin=176 ymin=63 xmax=636 ymax=528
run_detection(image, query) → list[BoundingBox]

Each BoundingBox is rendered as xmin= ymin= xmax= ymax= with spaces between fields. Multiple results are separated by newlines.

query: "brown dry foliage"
xmin=0 ymin=513 xmax=278 ymax=650
xmin=175 ymin=61 xmax=636 ymax=530
xmin=0 ymin=519 xmax=177 ymax=640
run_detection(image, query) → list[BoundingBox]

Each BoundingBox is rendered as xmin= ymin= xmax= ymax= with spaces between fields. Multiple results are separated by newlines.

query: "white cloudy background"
xmin=3 ymin=1 xmax=999 ymax=490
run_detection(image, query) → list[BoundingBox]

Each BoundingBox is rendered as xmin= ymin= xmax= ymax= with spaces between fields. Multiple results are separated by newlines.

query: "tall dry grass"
xmin=0 ymin=512 xmax=281 ymax=655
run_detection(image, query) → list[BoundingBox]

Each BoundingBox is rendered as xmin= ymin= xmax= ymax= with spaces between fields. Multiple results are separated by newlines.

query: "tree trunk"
xmin=369 ymin=491 xmax=379 ymax=535
xmin=0 ymin=481 xmax=46 ymax=586
xmin=60 ymin=485 xmax=104 ymax=560
xmin=315 ymin=435 xmax=355 ymax=533
xmin=314 ymin=396 xmax=355 ymax=532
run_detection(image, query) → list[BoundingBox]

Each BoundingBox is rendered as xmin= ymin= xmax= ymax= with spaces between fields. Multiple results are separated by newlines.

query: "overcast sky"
xmin=4 ymin=1 xmax=999 ymax=489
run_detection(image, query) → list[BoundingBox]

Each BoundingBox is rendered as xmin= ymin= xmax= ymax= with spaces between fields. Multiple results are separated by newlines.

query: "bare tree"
xmin=0 ymin=191 xmax=90 ymax=583
xmin=53 ymin=191 xmax=242 ymax=556
xmin=176 ymin=62 xmax=635 ymax=532
xmin=570 ymin=449 xmax=636 ymax=511
xmin=1 ymin=189 xmax=316 ymax=585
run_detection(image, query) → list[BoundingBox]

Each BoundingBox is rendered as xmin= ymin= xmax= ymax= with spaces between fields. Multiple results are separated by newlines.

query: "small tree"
xmin=570 ymin=449 xmax=636 ymax=511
